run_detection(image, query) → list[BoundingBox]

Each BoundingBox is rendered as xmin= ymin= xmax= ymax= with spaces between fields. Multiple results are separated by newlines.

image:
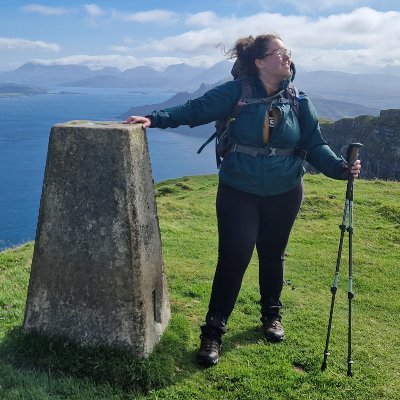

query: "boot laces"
xmin=262 ymin=317 xmax=283 ymax=330
xmin=268 ymin=319 xmax=282 ymax=329
xmin=200 ymin=335 xmax=220 ymax=352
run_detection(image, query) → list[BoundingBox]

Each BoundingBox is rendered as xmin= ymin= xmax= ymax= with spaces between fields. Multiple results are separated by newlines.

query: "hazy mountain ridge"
xmin=1 ymin=61 xmax=400 ymax=111
xmin=295 ymin=70 xmax=400 ymax=109
xmin=0 ymin=61 xmax=232 ymax=90
xmin=62 ymin=61 xmax=232 ymax=90
xmin=0 ymin=63 xmax=118 ymax=86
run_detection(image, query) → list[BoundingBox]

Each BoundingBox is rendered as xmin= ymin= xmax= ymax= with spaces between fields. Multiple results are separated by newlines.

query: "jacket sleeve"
xmin=298 ymin=93 xmax=347 ymax=180
xmin=148 ymin=80 xmax=241 ymax=129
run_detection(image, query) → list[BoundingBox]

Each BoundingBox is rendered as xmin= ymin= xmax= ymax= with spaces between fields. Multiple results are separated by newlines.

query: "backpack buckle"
xmin=266 ymin=147 xmax=276 ymax=156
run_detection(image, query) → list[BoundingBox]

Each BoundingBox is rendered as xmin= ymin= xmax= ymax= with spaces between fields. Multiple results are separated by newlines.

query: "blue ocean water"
xmin=0 ymin=88 xmax=217 ymax=250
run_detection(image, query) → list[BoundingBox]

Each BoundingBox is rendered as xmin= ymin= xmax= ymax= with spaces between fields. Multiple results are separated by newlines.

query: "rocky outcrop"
xmin=320 ymin=109 xmax=400 ymax=180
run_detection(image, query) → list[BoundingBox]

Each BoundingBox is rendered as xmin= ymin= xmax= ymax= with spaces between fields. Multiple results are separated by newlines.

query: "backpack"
xmin=197 ymin=61 xmax=303 ymax=167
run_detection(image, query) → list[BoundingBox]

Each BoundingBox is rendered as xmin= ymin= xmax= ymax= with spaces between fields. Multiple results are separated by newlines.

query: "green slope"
xmin=1 ymin=174 xmax=399 ymax=399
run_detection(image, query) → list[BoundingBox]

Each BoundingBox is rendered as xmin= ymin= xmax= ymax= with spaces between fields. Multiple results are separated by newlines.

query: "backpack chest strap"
xmin=244 ymin=97 xmax=290 ymax=106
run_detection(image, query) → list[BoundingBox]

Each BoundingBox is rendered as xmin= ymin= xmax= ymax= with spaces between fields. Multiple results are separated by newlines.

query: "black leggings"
xmin=207 ymin=181 xmax=303 ymax=320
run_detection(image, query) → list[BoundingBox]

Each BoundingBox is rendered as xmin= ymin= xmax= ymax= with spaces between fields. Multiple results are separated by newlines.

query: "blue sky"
xmin=1 ymin=1 xmax=399 ymax=72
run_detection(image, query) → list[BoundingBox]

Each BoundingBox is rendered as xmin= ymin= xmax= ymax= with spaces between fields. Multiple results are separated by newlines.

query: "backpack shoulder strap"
xmin=285 ymin=83 xmax=308 ymax=155
xmin=285 ymin=82 xmax=303 ymax=118
xmin=231 ymin=77 xmax=257 ymax=117
xmin=197 ymin=78 xmax=256 ymax=162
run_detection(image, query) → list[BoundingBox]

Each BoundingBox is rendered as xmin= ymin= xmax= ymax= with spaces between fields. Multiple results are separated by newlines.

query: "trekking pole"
xmin=321 ymin=143 xmax=363 ymax=375
xmin=345 ymin=143 xmax=363 ymax=377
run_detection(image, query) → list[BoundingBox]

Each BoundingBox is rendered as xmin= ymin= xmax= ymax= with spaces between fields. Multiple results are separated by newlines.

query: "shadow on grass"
xmin=0 ymin=314 xmax=198 ymax=395
xmin=223 ymin=326 xmax=264 ymax=351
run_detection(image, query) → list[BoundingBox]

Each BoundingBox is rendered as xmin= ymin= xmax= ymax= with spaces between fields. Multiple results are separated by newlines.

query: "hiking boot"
xmin=262 ymin=316 xmax=285 ymax=342
xmin=197 ymin=333 xmax=222 ymax=366
xmin=197 ymin=314 xmax=227 ymax=366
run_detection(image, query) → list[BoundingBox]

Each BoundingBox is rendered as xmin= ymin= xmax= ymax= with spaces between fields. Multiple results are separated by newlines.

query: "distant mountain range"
xmin=0 ymin=61 xmax=232 ymax=91
xmin=1 ymin=60 xmax=399 ymax=120
xmin=294 ymin=70 xmax=400 ymax=110
xmin=0 ymin=63 xmax=121 ymax=86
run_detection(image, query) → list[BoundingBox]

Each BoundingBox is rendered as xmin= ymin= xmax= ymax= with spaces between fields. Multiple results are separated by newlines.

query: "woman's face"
xmin=256 ymin=38 xmax=292 ymax=81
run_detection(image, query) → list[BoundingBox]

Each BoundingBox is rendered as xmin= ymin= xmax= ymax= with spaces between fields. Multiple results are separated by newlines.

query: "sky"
xmin=1 ymin=0 xmax=400 ymax=73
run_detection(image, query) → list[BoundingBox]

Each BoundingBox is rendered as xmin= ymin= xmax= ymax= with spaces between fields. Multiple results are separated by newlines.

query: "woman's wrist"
xmin=145 ymin=115 xmax=153 ymax=128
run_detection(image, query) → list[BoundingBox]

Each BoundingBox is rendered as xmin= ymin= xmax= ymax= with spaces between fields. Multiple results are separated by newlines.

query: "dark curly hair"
xmin=226 ymin=33 xmax=282 ymax=77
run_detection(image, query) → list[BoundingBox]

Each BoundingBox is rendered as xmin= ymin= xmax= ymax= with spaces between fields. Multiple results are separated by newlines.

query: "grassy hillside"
xmin=0 ymin=174 xmax=399 ymax=399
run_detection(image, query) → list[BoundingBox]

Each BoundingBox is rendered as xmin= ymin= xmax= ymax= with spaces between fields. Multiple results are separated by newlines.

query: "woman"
xmin=124 ymin=33 xmax=361 ymax=366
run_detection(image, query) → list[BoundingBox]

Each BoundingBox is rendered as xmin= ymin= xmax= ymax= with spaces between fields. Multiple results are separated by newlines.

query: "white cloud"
xmin=185 ymin=11 xmax=218 ymax=27
xmin=142 ymin=55 xmax=220 ymax=70
xmin=0 ymin=37 xmax=60 ymax=52
xmin=141 ymin=29 xmax=226 ymax=53
xmin=11 ymin=7 xmax=400 ymax=73
xmin=134 ymin=13 xmax=303 ymax=54
xmin=283 ymin=7 xmax=400 ymax=69
xmin=83 ymin=4 xmax=105 ymax=18
xmin=22 ymin=4 xmax=73 ymax=16
xmin=129 ymin=7 xmax=400 ymax=71
xmin=31 ymin=53 xmax=221 ymax=71
xmin=33 ymin=54 xmax=138 ymax=71
xmin=111 ymin=9 xmax=179 ymax=24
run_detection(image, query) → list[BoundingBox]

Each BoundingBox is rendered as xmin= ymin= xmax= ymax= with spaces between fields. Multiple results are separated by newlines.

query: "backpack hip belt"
xmin=231 ymin=143 xmax=305 ymax=158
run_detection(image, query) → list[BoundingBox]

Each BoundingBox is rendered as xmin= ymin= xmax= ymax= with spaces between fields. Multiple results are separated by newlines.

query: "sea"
xmin=0 ymin=88 xmax=217 ymax=251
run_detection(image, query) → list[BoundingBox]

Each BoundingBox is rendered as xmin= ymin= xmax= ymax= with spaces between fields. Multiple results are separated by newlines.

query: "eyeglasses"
xmin=261 ymin=48 xmax=292 ymax=59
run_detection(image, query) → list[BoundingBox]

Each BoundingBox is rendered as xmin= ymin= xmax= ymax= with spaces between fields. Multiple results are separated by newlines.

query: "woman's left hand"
xmin=122 ymin=115 xmax=151 ymax=128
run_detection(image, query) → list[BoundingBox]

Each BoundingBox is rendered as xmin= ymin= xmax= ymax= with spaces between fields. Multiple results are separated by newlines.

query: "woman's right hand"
xmin=122 ymin=115 xmax=151 ymax=128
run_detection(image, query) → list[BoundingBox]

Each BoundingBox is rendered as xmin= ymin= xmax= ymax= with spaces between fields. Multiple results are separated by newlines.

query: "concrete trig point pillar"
xmin=24 ymin=121 xmax=170 ymax=357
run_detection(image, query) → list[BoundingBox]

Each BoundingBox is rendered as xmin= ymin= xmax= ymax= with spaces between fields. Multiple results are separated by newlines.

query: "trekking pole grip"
xmin=345 ymin=143 xmax=364 ymax=166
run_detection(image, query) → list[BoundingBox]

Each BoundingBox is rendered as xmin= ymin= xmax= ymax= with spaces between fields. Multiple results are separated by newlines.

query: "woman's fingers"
xmin=122 ymin=116 xmax=151 ymax=127
xmin=350 ymin=159 xmax=361 ymax=177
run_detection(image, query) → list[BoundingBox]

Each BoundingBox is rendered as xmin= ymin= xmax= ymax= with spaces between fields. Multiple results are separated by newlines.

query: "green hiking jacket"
xmin=148 ymin=77 xmax=346 ymax=196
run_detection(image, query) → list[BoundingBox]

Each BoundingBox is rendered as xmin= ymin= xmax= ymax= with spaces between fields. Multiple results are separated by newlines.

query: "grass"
xmin=0 ymin=173 xmax=399 ymax=399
